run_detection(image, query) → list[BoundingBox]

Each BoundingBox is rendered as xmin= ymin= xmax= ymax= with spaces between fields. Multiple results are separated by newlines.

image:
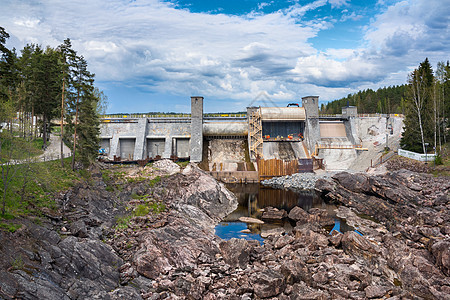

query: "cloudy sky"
xmin=1 ymin=0 xmax=449 ymax=113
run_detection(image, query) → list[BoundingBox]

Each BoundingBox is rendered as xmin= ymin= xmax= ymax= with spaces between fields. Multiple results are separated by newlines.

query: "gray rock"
xmin=70 ymin=220 xmax=88 ymax=238
xmin=219 ymin=238 xmax=255 ymax=269
xmin=364 ymin=285 xmax=390 ymax=299
xmin=288 ymin=206 xmax=309 ymax=223
xmin=251 ymin=269 xmax=286 ymax=298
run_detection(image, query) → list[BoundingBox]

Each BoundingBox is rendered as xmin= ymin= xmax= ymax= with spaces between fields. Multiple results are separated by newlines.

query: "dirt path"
xmin=39 ymin=133 xmax=72 ymax=162
xmin=7 ymin=134 xmax=72 ymax=165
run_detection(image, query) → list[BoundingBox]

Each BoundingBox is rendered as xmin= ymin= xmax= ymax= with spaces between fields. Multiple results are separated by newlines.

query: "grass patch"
xmin=176 ymin=161 xmax=189 ymax=168
xmin=431 ymin=143 xmax=450 ymax=177
xmin=115 ymin=215 xmax=132 ymax=230
xmin=11 ymin=256 xmax=24 ymax=270
xmin=0 ymin=222 xmax=22 ymax=233
xmin=149 ymin=202 xmax=165 ymax=214
xmin=0 ymin=157 xmax=79 ymax=218
xmin=149 ymin=176 xmax=161 ymax=187
xmin=133 ymin=204 xmax=150 ymax=216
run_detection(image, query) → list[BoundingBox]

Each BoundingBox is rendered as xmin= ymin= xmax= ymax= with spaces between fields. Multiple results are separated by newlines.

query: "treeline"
xmin=0 ymin=26 xmax=106 ymax=168
xmin=320 ymin=85 xmax=409 ymax=114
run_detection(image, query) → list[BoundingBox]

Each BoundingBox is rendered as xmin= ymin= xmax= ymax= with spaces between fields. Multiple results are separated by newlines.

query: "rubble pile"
xmin=261 ymin=172 xmax=332 ymax=190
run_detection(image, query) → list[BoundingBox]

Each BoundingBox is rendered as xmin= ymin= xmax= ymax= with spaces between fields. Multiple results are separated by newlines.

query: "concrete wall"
xmin=99 ymin=95 xmax=383 ymax=164
xmin=342 ymin=106 xmax=357 ymax=118
xmin=146 ymin=120 xmax=190 ymax=159
xmin=398 ymin=149 xmax=436 ymax=162
xmin=100 ymin=119 xmax=190 ymax=160
xmin=304 ymin=118 xmax=320 ymax=156
xmin=190 ymin=97 xmax=203 ymax=162
xmin=344 ymin=118 xmax=358 ymax=145
xmin=203 ymin=122 xmax=247 ymax=136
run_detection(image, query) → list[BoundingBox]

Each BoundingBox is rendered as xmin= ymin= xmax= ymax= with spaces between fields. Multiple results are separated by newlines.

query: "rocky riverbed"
xmin=0 ymin=161 xmax=449 ymax=299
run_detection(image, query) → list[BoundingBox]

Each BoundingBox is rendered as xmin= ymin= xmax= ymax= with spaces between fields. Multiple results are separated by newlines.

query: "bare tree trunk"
xmin=32 ymin=105 xmax=35 ymax=140
xmin=72 ymin=90 xmax=80 ymax=171
xmin=412 ymin=73 xmax=427 ymax=154
xmin=60 ymin=78 xmax=65 ymax=168
xmin=434 ymin=83 xmax=437 ymax=155
xmin=43 ymin=113 xmax=49 ymax=149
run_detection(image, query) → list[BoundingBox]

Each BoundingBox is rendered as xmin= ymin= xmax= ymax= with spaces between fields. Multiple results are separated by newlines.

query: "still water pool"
xmin=215 ymin=183 xmax=345 ymax=244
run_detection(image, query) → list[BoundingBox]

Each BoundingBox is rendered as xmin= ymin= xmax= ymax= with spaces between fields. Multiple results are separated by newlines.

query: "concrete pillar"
xmin=133 ymin=118 xmax=148 ymax=160
xmin=302 ymin=96 xmax=319 ymax=118
xmin=302 ymin=96 xmax=320 ymax=156
xmin=109 ymin=135 xmax=120 ymax=159
xmin=163 ymin=136 xmax=172 ymax=159
xmin=342 ymin=106 xmax=358 ymax=118
xmin=190 ymin=96 xmax=203 ymax=162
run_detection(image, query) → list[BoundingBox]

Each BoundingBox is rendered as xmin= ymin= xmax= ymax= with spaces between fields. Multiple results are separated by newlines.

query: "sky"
xmin=1 ymin=0 xmax=449 ymax=113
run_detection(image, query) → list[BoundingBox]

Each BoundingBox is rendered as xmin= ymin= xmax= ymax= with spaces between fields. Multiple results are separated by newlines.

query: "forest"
xmin=0 ymin=26 xmax=106 ymax=216
xmin=0 ymin=26 xmax=106 ymax=168
xmin=320 ymin=84 xmax=409 ymax=115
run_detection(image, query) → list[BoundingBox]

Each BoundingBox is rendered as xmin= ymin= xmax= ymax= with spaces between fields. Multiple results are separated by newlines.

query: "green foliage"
xmin=1 ymin=28 xmax=107 ymax=170
xmin=321 ymin=85 xmax=408 ymax=114
xmin=401 ymin=58 xmax=436 ymax=153
xmin=114 ymin=215 xmax=132 ymax=230
xmin=149 ymin=202 xmax=166 ymax=214
xmin=11 ymin=256 xmax=24 ymax=270
xmin=434 ymin=155 xmax=443 ymax=165
xmin=0 ymin=157 xmax=78 ymax=217
xmin=0 ymin=222 xmax=21 ymax=232
xmin=176 ymin=161 xmax=189 ymax=168
xmin=133 ymin=204 xmax=150 ymax=216
xmin=149 ymin=176 xmax=161 ymax=187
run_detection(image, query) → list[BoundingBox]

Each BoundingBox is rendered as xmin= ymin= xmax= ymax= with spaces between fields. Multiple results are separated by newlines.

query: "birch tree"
xmin=401 ymin=58 xmax=434 ymax=153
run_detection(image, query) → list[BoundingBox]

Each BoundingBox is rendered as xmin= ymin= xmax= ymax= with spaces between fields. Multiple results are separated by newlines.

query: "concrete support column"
xmin=190 ymin=96 xmax=204 ymax=162
xmin=302 ymin=96 xmax=320 ymax=156
xmin=109 ymin=135 xmax=120 ymax=159
xmin=134 ymin=118 xmax=148 ymax=160
xmin=163 ymin=136 xmax=172 ymax=159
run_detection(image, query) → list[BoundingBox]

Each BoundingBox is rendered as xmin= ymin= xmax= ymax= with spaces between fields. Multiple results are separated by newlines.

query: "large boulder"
xmin=341 ymin=231 xmax=380 ymax=259
xmin=288 ymin=206 xmax=309 ymax=223
xmin=262 ymin=207 xmax=287 ymax=221
xmin=219 ymin=238 xmax=256 ymax=269
xmin=430 ymin=239 xmax=450 ymax=276
xmin=251 ymin=269 xmax=286 ymax=298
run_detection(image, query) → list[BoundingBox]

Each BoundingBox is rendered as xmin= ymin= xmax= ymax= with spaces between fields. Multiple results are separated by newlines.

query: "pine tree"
xmin=64 ymin=54 xmax=96 ymax=169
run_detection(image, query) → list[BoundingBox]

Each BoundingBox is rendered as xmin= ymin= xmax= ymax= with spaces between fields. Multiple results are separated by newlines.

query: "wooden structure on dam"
xmin=209 ymin=157 xmax=317 ymax=183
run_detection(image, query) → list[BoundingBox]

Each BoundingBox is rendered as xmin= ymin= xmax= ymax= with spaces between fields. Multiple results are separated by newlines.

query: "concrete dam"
xmin=99 ymin=96 xmax=403 ymax=173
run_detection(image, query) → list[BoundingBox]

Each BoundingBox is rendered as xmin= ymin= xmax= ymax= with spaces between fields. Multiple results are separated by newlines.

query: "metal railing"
xmin=371 ymin=151 xmax=396 ymax=168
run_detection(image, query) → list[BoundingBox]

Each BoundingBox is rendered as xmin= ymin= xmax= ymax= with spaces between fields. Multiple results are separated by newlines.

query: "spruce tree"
xmin=401 ymin=58 xmax=435 ymax=153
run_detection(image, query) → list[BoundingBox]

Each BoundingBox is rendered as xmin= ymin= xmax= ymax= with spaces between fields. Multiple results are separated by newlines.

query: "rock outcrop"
xmin=1 ymin=163 xmax=449 ymax=300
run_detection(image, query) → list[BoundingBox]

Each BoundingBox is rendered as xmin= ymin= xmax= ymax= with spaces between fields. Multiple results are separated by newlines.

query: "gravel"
xmin=261 ymin=172 xmax=333 ymax=190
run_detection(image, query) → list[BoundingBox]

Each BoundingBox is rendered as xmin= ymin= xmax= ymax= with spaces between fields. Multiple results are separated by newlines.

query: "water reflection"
xmin=215 ymin=184 xmax=338 ymax=243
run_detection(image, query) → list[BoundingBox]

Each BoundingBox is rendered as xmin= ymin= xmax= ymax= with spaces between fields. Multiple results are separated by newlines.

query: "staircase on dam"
xmin=248 ymin=108 xmax=263 ymax=160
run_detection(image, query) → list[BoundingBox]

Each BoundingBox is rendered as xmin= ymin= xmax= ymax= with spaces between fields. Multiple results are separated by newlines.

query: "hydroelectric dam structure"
xmin=99 ymin=95 xmax=374 ymax=164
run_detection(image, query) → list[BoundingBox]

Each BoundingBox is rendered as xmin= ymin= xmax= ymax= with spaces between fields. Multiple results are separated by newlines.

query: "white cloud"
xmin=258 ymin=2 xmax=274 ymax=10
xmin=1 ymin=0 xmax=449 ymax=110
xmin=328 ymin=0 xmax=350 ymax=8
